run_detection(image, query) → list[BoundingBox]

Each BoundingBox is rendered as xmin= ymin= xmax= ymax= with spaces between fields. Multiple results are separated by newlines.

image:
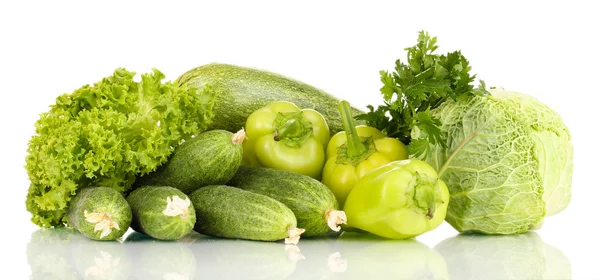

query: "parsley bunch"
xmin=356 ymin=31 xmax=488 ymax=158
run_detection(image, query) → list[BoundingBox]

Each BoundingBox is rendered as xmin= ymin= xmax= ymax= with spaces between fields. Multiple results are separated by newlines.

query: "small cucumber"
xmin=176 ymin=63 xmax=365 ymax=136
xmin=228 ymin=166 xmax=346 ymax=237
xmin=67 ymin=187 xmax=132 ymax=241
xmin=134 ymin=129 xmax=245 ymax=194
xmin=189 ymin=185 xmax=304 ymax=244
xmin=127 ymin=186 xmax=196 ymax=240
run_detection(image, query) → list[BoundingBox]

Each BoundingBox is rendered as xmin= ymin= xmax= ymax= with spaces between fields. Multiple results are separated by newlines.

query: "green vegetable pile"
xmin=25 ymin=68 xmax=215 ymax=227
xmin=23 ymin=30 xmax=573 ymax=243
xmin=357 ymin=31 xmax=573 ymax=234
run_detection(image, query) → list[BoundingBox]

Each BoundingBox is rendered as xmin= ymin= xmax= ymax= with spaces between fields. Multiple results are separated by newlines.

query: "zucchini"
xmin=127 ymin=186 xmax=196 ymax=240
xmin=134 ymin=129 xmax=245 ymax=194
xmin=176 ymin=63 xmax=364 ymax=136
xmin=227 ymin=166 xmax=346 ymax=237
xmin=189 ymin=185 xmax=304 ymax=244
xmin=66 ymin=187 xmax=132 ymax=241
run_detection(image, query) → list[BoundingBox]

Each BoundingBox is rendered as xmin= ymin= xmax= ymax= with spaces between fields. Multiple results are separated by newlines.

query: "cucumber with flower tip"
xmin=134 ymin=129 xmax=246 ymax=194
xmin=189 ymin=185 xmax=305 ymax=244
xmin=127 ymin=186 xmax=196 ymax=241
xmin=67 ymin=187 xmax=132 ymax=241
xmin=228 ymin=166 xmax=347 ymax=237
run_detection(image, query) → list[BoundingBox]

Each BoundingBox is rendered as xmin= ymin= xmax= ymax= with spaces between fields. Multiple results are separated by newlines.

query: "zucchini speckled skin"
xmin=189 ymin=185 xmax=298 ymax=242
xmin=228 ymin=166 xmax=342 ymax=237
xmin=176 ymin=63 xmax=364 ymax=136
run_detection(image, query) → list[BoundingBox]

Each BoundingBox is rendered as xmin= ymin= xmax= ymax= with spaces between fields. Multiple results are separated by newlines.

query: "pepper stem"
xmin=414 ymin=171 xmax=437 ymax=220
xmin=274 ymin=118 xmax=302 ymax=140
xmin=272 ymin=112 xmax=313 ymax=148
xmin=338 ymin=101 xmax=367 ymax=158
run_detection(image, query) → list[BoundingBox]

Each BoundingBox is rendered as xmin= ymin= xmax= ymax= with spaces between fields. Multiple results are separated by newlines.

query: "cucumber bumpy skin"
xmin=176 ymin=63 xmax=365 ymax=136
xmin=127 ymin=186 xmax=196 ymax=241
xmin=67 ymin=187 xmax=132 ymax=241
xmin=134 ymin=129 xmax=245 ymax=194
xmin=228 ymin=166 xmax=346 ymax=237
xmin=189 ymin=185 xmax=305 ymax=244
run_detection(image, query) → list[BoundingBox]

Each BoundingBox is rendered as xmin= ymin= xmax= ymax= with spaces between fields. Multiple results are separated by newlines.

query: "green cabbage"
xmin=413 ymin=88 xmax=573 ymax=234
xmin=25 ymin=68 xmax=215 ymax=228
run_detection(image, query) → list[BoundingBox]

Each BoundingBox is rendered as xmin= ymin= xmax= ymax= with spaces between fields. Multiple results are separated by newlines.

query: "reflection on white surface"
xmin=189 ymin=234 xmax=300 ymax=279
xmin=282 ymin=232 xmax=450 ymax=280
xmin=28 ymin=229 xmax=569 ymax=280
xmin=28 ymin=229 xmax=448 ymax=280
xmin=125 ymin=232 xmax=196 ymax=280
xmin=435 ymin=232 xmax=571 ymax=280
xmin=27 ymin=228 xmax=79 ymax=280
xmin=328 ymin=232 xmax=450 ymax=280
xmin=82 ymin=250 xmax=122 ymax=278
xmin=27 ymin=228 xmax=131 ymax=279
xmin=69 ymin=233 xmax=131 ymax=279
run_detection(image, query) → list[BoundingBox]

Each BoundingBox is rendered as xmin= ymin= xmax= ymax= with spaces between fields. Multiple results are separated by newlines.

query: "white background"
xmin=1 ymin=1 xmax=598 ymax=279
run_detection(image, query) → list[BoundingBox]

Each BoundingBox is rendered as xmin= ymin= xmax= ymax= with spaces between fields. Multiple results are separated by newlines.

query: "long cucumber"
xmin=228 ymin=166 xmax=346 ymax=237
xmin=189 ymin=185 xmax=304 ymax=244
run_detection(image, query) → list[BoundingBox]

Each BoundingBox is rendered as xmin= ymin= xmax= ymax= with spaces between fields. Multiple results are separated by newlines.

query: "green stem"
xmin=272 ymin=112 xmax=313 ymax=148
xmin=414 ymin=172 xmax=436 ymax=220
xmin=339 ymin=101 xmax=367 ymax=158
xmin=274 ymin=118 xmax=303 ymax=141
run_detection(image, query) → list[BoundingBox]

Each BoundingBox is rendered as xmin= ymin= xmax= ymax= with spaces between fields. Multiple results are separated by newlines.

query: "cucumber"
xmin=134 ymin=129 xmax=245 ymax=194
xmin=227 ymin=166 xmax=346 ymax=237
xmin=189 ymin=185 xmax=305 ymax=244
xmin=127 ymin=186 xmax=196 ymax=240
xmin=176 ymin=63 xmax=364 ymax=136
xmin=67 ymin=187 xmax=132 ymax=241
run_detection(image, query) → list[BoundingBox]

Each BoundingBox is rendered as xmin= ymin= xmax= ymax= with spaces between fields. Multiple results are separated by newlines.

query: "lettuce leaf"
xmin=25 ymin=68 xmax=215 ymax=227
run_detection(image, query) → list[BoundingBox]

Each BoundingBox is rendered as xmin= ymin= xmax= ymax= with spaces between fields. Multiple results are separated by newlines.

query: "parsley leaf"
xmin=356 ymin=30 xmax=488 ymax=158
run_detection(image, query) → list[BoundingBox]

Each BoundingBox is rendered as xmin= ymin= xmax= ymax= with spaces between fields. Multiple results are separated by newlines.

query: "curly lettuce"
xmin=25 ymin=68 xmax=216 ymax=228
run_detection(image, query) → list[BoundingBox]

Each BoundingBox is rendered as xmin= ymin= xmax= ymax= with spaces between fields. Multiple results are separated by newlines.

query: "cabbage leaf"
xmin=413 ymin=88 xmax=573 ymax=234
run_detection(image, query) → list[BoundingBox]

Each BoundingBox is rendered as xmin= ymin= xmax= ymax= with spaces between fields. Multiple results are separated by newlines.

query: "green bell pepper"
xmin=322 ymin=101 xmax=408 ymax=208
xmin=243 ymin=101 xmax=330 ymax=179
xmin=343 ymin=159 xmax=449 ymax=239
